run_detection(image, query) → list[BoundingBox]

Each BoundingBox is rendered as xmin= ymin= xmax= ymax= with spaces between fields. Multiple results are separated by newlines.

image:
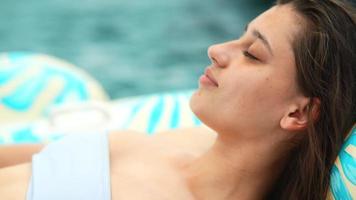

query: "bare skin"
xmin=0 ymin=163 xmax=32 ymax=200
xmin=0 ymin=4 xmax=318 ymax=200
xmin=109 ymin=127 xmax=217 ymax=200
xmin=0 ymin=127 xmax=216 ymax=200
xmin=0 ymin=144 xmax=45 ymax=168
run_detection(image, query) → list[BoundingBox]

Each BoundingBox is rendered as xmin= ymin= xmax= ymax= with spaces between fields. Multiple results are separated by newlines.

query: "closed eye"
xmin=243 ymin=50 xmax=259 ymax=61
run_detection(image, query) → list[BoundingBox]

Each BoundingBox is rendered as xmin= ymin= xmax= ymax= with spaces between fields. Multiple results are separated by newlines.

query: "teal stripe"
xmin=2 ymin=71 xmax=49 ymax=111
xmin=50 ymin=68 xmax=88 ymax=104
xmin=123 ymin=98 xmax=148 ymax=129
xmin=193 ymin=115 xmax=202 ymax=126
xmin=147 ymin=95 xmax=164 ymax=134
xmin=0 ymin=52 xmax=34 ymax=85
xmin=1 ymin=64 xmax=90 ymax=111
xmin=330 ymin=165 xmax=352 ymax=200
xmin=0 ymin=64 xmax=28 ymax=85
xmin=76 ymin=80 xmax=89 ymax=100
xmin=1 ymin=60 xmax=90 ymax=111
xmin=170 ymin=96 xmax=180 ymax=129
xmin=339 ymin=127 xmax=356 ymax=184
xmin=339 ymin=150 xmax=356 ymax=184
xmin=12 ymin=127 xmax=41 ymax=143
xmin=54 ymin=81 xmax=88 ymax=103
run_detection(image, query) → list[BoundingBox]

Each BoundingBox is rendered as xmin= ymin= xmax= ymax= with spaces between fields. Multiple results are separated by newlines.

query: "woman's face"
xmin=190 ymin=5 xmax=305 ymax=139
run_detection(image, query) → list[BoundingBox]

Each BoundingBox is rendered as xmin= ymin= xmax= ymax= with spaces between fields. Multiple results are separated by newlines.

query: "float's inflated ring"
xmin=329 ymin=126 xmax=356 ymax=200
xmin=0 ymin=52 xmax=108 ymax=125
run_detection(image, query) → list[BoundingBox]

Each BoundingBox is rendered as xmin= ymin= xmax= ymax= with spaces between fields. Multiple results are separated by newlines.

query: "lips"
xmin=205 ymin=68 xmax=219 ymax=87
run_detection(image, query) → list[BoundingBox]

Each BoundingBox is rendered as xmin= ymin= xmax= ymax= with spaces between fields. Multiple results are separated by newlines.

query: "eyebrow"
xmin=244 ymin=23 xmax=274 ymax=56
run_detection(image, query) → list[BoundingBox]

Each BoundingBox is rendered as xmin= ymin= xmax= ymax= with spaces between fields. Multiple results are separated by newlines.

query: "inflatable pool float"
xmin=0 ymin=52 xmax=354 ymax=200
xmin=0 ymin=52 xmax=108 ymax=125
xmin=0 ymin=52 xmax=202 ymax=144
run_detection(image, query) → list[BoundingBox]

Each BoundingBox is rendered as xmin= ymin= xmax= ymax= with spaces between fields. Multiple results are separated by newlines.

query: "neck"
xmin=182 ymin=132 xmax=291 ymax=200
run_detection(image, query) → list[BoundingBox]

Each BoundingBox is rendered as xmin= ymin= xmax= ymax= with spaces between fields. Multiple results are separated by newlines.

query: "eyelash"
xmin=243 ymin=50 xmax=259 ymax=61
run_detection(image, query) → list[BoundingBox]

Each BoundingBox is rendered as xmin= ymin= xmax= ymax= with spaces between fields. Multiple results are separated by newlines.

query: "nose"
xmin=207 ymin=43 xmax=230 ymax=68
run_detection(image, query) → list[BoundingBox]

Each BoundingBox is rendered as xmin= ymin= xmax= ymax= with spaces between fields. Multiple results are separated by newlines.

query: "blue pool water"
xmin=0 ymin=0 xmax=272 ymax=98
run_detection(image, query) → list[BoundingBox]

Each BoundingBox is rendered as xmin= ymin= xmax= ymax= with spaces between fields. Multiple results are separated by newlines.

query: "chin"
xmin=189 ymin=90 xmax=217 ymax=131
xmin=189 ymin=90 xmax=241 ymax=135
xmin=190 ymin=90 xmax=206 ymax=118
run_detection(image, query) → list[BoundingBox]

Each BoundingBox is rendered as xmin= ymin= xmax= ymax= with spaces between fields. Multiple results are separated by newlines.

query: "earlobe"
xmin=280 ymin=108 xmax=309 ymax=132
xmin=280 ymin=97 xmax=320 ymax=132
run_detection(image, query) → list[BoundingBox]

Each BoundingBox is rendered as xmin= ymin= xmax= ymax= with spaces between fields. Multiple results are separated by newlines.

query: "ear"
xmin=280 ymin=97 xmax=320 ymax=132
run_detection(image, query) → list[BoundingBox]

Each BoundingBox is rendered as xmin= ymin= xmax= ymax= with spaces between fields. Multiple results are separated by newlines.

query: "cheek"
xmin=220 ymin=73 xmax=294 ymax=129
xmin=189 ymin=69 xmax=298 ymax=134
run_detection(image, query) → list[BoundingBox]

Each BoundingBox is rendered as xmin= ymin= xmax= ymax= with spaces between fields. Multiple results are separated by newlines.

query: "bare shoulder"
xmin=0 ymin=162 xmax=32 ymax=199
xmin=108 ymin=126 xmax=217 ymax=157
xmin=154 ymin=126 xmax=217 ymax=150
xmin=108 ymin=130 xmax=152 ymax=153
xmin=109 ymin=127 xmax=216 ymax=159
xmin=155 ymin=126 xmax=217 ymax=139
xmin=0 ymin=144 xmax=45 ymax=168
xmin=108 ymin=127 xmax=216 ymax=200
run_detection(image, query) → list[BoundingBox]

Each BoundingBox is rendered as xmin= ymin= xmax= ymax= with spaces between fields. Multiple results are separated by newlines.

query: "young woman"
xmin=0 ymin=0 xmax=355 ymax=199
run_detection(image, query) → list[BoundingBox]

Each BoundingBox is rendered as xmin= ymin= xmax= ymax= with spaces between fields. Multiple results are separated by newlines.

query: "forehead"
xmin=249 ymin=5 xmax=304 ymax=53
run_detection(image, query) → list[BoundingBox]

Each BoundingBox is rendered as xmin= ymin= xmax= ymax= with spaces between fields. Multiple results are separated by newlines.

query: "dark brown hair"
xmin=267 ymin=0 xmax=356 ymax=199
